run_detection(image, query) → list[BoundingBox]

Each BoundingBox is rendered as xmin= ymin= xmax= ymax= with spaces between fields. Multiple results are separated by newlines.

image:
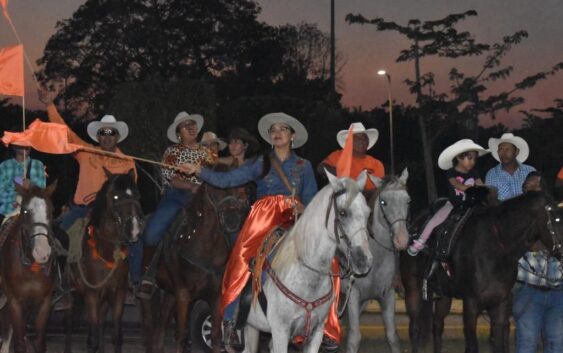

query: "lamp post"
xmin=377 ymin=69 xmax=394 ymax=175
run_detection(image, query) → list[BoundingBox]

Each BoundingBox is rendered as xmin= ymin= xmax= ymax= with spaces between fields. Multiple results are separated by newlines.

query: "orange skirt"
xmin=220 ymin=194 xmax=341 ymax=343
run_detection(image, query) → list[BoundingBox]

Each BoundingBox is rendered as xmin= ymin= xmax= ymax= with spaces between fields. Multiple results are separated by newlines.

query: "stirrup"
xmin=136 ymin=280 xmax=157 ymax=300
xmin=223 ymin=320 xmax=240 ymax=353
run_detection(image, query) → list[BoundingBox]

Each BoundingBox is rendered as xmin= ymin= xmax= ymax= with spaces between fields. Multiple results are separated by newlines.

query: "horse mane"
xmin=90 ymin=173 xmax=135 ymax=228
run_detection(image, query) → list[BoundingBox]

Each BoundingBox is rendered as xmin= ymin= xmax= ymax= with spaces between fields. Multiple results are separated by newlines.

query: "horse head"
xmin=368 ymin=168 xmax=411 ymax=250
xmin=202 ymin=164 xmax=251 ymax=235
xmin=326 ymin=170 xmax=373 ymax=275
xmin=92 ymin=168 xmax=144 ymax=243
xmin=15 ymin=181 xmax=57 ymax=264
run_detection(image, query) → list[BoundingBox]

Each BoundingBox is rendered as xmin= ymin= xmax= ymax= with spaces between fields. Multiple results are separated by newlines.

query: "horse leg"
xmin=140 ymin=294 xmax=156 ymax=353
xmin=174 ymin=288 xmax=191 ymax=353
xmin=487 ymin=300 xmax=511 ymax=353
xmin=64 ymin=294 xmax=74 ymax=353
xmin=210 ymin=296 xmax=223 ymax=353
xmin=432 ymin=297 xmax=452 ymax=353
xmin=98 ymin=300 xmax=111 ymax=353
xmin=380 ymin=290 xmax=401 ymax=353
xmin=404 ymin=279 xmax=432 ymax=353
xmin=157 ymin=292 xmax=176 ymax=353
xmin=32 ymin=295 xmax=53 ymax=353
xmin=302 ymin=324 xmax=324 ymax=353
xmin=242 ymin=325 xmax=259 ymax=353
xmin=462 ymin=298 xmax=480 ymax=353
xmin=85 ymin=294 xmax=101 ymax=353
xmin=344 ymin=288 xmax=363 ymax=353
xmin=8 ymin=300 xmax=26 ymax=353
xmin=111 ymin=289 xmax=126 ymax=353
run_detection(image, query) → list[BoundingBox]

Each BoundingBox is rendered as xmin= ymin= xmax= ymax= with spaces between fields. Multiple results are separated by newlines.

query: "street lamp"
xmin=377 ymin=69 xmax=394 ymax=175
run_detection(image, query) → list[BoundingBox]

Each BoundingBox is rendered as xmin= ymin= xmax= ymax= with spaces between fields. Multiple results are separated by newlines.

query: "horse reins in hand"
xmin=264 ymin=259 xmax=333 ymax=343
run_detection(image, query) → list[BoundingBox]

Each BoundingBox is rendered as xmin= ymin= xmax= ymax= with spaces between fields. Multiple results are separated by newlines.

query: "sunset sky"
xmin=1 ymin=0 xmax=562 ymax=128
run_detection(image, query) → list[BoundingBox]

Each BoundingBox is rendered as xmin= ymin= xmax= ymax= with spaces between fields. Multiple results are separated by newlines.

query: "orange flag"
xmin=0 ymin=0 xmax=8 ymax=20
xmin=336 ymin=125 xmax=354 ymax=177
xmin=0 ymin=44 xmax=24 ymax=97
xmin=2 ymin=119 xmax=82 ymax=154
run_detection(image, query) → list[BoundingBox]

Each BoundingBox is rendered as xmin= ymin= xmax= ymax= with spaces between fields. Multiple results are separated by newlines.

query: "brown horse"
xmin=64 ymin=170 xmax=144 ymax=353
xmin=141 ymin=173 xmax=250 ymax=353
xmin=401 ymin=191 xmax=563 ymax=353
xmin=0 ymin=182 xmax=57 ymax=353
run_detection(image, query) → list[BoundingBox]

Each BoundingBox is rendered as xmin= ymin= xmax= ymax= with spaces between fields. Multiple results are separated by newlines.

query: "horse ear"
xmin=325 ymin=168 xmax=340 ymax=191
xmin=102 ymin=167 xmax=113 ymax=179
xmin=368 ymin=174 xmax=383 ymax=189
xmin=356 ymin=170 xmax=368 ymax=190
xmin=44 ymin=180 xmax=58 ymax=198
xmin=399 ymin=168 xmax=409 ymax=184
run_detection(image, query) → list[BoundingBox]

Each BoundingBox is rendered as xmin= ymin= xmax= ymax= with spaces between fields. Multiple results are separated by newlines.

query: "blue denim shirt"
xmin=485 ymin=163 xmax=535 ymax=201
xmin=199 ymin=152 xmax=318 ymax=205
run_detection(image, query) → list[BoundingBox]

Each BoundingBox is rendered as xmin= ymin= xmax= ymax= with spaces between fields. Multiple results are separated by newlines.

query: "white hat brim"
xmin=488 ymin=135 xmax=529 ymax=163
xmin=258 ymin=112 xmax=308 ymax=148
xmin=438 ymin=140 xmax=489 ymax=170
xmin=87 ymin=121 xmax=129 ymax=143
xmin=336 ymin=129 xmax=379 ymax=150
xmin=167 ymin=113 xmax=204 ymax=143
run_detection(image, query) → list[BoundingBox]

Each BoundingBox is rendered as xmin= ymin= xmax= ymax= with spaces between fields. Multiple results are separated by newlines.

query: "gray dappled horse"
xmin=341 ymin=169 xmax=410 ymax=353
xmin=242 ymin=172 xmax=373 ymax=353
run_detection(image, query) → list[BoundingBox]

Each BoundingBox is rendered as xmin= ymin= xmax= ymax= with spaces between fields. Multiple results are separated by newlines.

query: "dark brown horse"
xmin=141 ymin=174 xmax=250 ymax=353
xmin=65 ymin=170 xmax=144 ymax=353
xmin=401 ymin=191 xmax=563 ymax=353
xmin=0 ymin=182 xmax=57 ymax=353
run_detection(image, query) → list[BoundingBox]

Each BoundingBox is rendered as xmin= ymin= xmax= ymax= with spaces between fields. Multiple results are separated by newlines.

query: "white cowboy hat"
xmin=258 ymin=112 xmax=308 ymax=148
xmin=166 ymin=112 xmax=204 ymax=143
xmin=200 ymin=131 xmax=227 ymax=151
xmin=488 ymin=133 xmax=529 ymax=163
xmin=336 ymin=122 xmax=379 ymax=150
xmin=438 ymin=139 xmax=489 ymax=170
xmin=87 ymin=115 xmax=129 ymax=143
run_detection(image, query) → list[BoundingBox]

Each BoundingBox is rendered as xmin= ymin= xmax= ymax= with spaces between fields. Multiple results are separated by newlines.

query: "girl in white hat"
xmin=408 ymin=139 xmax=489 ymax=256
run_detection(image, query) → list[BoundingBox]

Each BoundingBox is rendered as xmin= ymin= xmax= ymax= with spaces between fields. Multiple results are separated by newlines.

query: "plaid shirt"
xmin=517 ymin=251 xmax=563 ymax=289
xmin=485 ymin=163 xmax=535 ymax=201
xmin=0 ymin=158 xmax=47 ymax=216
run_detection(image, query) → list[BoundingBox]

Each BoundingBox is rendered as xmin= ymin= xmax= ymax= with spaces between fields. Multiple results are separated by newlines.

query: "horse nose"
xmin=32 ymin=236 xmax=52 ymax=264
xmin=351 ymin=245 xmax=373 ymax=275
xmin=393 ymin=226 xmax=410 ymax=251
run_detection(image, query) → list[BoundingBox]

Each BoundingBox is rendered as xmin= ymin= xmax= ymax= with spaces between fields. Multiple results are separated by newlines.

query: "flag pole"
xmin=78 ymin=146 xmax=188 ymax=172
xmin=4 ymin=15 xmax=40 ymax=89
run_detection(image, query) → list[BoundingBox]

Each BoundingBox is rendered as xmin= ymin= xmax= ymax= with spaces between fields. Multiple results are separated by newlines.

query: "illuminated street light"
xmin=377 ymin=69 xmax=394 ymax=175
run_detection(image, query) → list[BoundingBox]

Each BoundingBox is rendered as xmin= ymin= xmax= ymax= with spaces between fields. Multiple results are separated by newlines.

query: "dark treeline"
xmin=0 ymin=1 xmax=561 ymax=214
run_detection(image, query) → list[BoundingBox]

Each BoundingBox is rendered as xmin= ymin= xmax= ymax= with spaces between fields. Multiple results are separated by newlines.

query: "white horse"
xmin=242 ymin=172 xmax=373 ymax=353
xmin=342 ymin=169 xmax=410 ymax=353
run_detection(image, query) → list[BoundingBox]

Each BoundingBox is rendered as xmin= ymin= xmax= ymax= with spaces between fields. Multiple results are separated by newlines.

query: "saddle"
xmin=237 ymin=226 xmax=287 ymax=329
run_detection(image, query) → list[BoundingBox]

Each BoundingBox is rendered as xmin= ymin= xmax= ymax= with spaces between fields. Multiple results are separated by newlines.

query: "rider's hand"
xmin=21 ymin=179 xmax=32 ymax=189
xmin=292 ymin=200 xmax=305 ymax=215
xmin=179 ymin=163 xmax=201 ymax=175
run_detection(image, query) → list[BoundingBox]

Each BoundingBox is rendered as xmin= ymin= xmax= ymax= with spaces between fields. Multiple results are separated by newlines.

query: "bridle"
xmin=206 ymin=190 xmax=249 ymax=234
xmin=369 ymin=190 xmax=409 ymax=253
xmin=107 ymin=196 xmax=144 ymax=245
xmin=20 ymin=215 xmax=55 ymax=269
xmin=546 ymin=204 xmax=563 ymax=256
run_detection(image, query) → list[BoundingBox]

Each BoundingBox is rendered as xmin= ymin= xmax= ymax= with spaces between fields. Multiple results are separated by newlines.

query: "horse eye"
xmin=113 ymin=195 xmax=119 ymax=200
xmin=380 ymin=200 xmax=387 ymax=206
xmin=22 ymin=209 xmax=29 ymax=214
xmin=339 ymin=210 xmax=347 ymax=217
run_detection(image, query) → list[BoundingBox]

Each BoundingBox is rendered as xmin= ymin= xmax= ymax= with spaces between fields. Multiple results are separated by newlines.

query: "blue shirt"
xmin=485 ymin=163 xmax=535 ymax=201
xmin=517 ymin=251 xmax=563 ymax=289
xmin=0 ymin=158 xmax=47 ymax=216
xmin=199 ymin=152 xmax=318 ymax=205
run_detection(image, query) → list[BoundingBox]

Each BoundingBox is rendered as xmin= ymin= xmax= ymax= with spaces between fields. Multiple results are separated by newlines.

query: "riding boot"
xmin=223 ymin=320 xmax=239 ymax=353
xmin=136 ymin=241 xmax=164 ymax=300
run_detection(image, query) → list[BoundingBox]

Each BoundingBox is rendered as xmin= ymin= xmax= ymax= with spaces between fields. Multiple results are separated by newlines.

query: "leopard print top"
xmin=161 ymin=144 xmax=215 ymax=186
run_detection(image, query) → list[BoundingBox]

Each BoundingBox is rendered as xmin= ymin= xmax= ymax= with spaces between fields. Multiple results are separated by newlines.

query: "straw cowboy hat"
xmin=488 ymin=133 xmax=529 ymax=163
xmin=336 ymin=122 xmax=379 ymax=150
xmin=258 ymin=112 xmax=308 ymax=148
xmin=166 ymin=112 xmax=204 ymax=143
xmin=87 ymin=115 xmax=129 ymax=143
xmin=438 ymin=139 xmax=489 ymax=170
xmin=200 ymin=131 xmax=227 ymax=151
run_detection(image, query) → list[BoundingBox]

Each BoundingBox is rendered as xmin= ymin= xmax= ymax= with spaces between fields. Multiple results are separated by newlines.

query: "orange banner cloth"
xmin=336 ymin=125 xmax=354 ymax=178
xmin=0 ymin=0 xmax=9 ymax=20
xmin=1 ymin=119 xmax=82 ymax=154
xmin=221 ymin=194 xmax=341 ymax=343
xmin=0 ymin=44 xmax=24 ymax=97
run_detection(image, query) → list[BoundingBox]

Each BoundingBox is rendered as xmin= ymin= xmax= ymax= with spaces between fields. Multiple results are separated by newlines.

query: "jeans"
xmin=129 ymin=187 xmax=193 ymax=284
xmin=513 ymin=283 xmax=563 ymax=353
xmin=59 ymin=204 xmax=90 ymax=231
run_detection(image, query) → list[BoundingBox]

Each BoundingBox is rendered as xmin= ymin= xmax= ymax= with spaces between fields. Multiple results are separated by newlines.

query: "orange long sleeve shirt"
xmin=47 ymin=105 xmax=137 ymax=205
